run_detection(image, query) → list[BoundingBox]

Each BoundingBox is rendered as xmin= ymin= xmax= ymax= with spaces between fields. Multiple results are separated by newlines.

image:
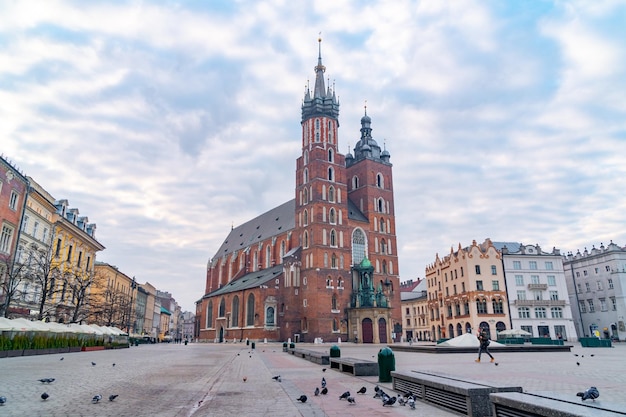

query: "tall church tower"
xmin=294 ymin=38 xmax=353 ymax=339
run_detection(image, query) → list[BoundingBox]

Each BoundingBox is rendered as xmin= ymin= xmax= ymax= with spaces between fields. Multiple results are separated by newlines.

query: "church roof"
xmin=347 ymin=198 xmax=368 ymax=222
xmin=203 ymin=264 xmax=283 ymax=298
xmin=213 ymin=200 xmax=295 ymax=259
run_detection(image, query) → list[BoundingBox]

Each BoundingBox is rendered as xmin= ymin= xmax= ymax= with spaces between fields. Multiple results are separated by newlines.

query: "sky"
xmin=2 ymin=0 xmax=625 ymax=312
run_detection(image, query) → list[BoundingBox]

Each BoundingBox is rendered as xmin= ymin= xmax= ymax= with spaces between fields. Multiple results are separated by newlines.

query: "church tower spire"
xmin=301 ymin=36 xmax=339 ymax=123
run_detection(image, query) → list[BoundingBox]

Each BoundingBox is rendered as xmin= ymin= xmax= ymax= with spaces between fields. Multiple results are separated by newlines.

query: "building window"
xmin=463 ymin=302 xmax=470 ymax=315
xmin=513 ymin=261 xmax=521 ymax=270
xmin=266 ymin=306 xmax=275 ymax=326
xmin=475 ymin=265 xmax=481 ymax=275
xmin=534 ymin=307 xmax=546 ymax=318
xmin=491 ymin=265 xmax=497 ymax=275
xmin=545 ymin=261 xmax=553 ymax=270
xmin=585 ymin=282 xmax=590 ymax=292
xmin=328 ymin=148 xmax=334 ymax=162
xmin=492 ymin=280 xmax=499 ymax=291
xmin=476 ymin=299 xmax=487 ymax=314
xmin=246 ymin=294 xmax=255 ymax=326
xmin=352 ymin=229 xmax=366 ymax=266
xmin=9 ymin=190 xmax=19 ymax=210
xmin=328 ymin=186 xmax=335 ymax=202
xmin=551 ymin=307 xmax=563 ymax=318
xmin=331 ymin=254 xmax=337 ymax=268
xmin=518 ymin=307 xmax=530 ymax=319
xmin=517 ymin=290 xmax=526 ymax=300
xmin=547 ymin=275 xmax=556 ymax=286
xmin=587 ymin=299 xmax=595 ymax=313
xmin=219 ymin=298 xmax=226 ymax=317
xmin=206 ymin=301 xmax=213 ymax=328
xmin=608 ymin=278 xmax=614 ymax=289
xmin=328 ymin=167 xmax=334 ymax=181
xmin=533 ymin=290 xmax=543 ymax=301
xmin=600 ymin=298 xmax=607 ymax=311
xmin=531 ymin=275 xmax=539 ymax=284
xmin=515 ymin=275 xmax=524 ymax=286
xmin=232 ymin=296 xmax=239 ymax=327
xmin=0 ymin=225 xmax=14 ymax=253
xmin=376 ymin=173 xmax=384 ymax=188
xmin=596 ymin=281 xmax=603 ymax=291
xmin=549 ymin=291 xmax=559 ymax=300
xmin=492 ymin=299 xmax=504 ymax=314
xmin=476 ymin=280 xmax=483 ymax=291
xmin=576 ymin=283 xmax=582 ymax=293
xmin=529 ymin=261 xmax=537 ymax=270
xmin=330 ymin=230 xmax=337 ymax=247
xmin=611 ymin=297 xmax=617 ymax=311
xmin=332 ymin=294 xmax=337 ymax=310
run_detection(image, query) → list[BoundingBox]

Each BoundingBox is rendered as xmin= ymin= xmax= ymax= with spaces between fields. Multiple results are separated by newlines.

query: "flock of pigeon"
xmin=269 ymin=352 xmax=605 ymax=410
xmin=0 ymin=357 xmax=119 ymax=408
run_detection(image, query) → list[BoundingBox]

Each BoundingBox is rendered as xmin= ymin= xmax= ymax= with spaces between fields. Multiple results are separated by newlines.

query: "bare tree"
xmin=0 ymin=252 xmax=28 ymax=317
xmin=24 ymin=244 xmax=60 ymax=321
xmin=87 ymin=271 xmax=130 ymax=328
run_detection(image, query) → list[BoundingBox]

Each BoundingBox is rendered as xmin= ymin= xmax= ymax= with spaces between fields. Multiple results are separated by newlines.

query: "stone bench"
xmin=288 ymin=348 xmax=330 ymax=365
xmin=490 ymin=391 xmax=626 ymax=417
xmin=330 ymin=357 xmax=378 ymax=376
xmin=391 ymin=370 xmax=523 ymax=417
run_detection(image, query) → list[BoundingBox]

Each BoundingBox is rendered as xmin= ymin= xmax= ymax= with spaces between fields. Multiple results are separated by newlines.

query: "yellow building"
xmin=425 ymin=238 xmax=510 ymax=340
xmin=48 ymin=199 xmax=104 ymax=323
xmin=91 ymin=262 xmax=135 ymax=331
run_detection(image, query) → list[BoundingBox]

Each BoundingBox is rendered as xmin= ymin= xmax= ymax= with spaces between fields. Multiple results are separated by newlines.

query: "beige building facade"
xmin=425 ymin=238 xmax=511 ymax=340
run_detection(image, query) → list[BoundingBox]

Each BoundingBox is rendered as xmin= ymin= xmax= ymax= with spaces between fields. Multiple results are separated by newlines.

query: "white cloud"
xmin=1 ymin=0 xmax=625 ymax=311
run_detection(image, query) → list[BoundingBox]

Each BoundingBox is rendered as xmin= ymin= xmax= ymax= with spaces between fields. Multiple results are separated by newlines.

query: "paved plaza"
xmin=0 ymin=341 xmax=625 ymax=416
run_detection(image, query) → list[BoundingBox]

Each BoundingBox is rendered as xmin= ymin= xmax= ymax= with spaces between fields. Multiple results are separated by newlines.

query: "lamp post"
xmin=127 ymin=276 xmax=137 ymax=335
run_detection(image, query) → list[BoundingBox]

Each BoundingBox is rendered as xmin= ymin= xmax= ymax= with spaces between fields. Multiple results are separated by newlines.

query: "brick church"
xmin=196 ymin=40 xmax=401 ymax=344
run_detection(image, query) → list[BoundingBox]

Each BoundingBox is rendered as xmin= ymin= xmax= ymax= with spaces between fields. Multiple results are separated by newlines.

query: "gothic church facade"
xmin=196 ymin=41 xmax=401 ymax=343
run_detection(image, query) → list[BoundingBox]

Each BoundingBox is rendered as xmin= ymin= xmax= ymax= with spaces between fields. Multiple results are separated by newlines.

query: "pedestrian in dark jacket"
xmin=476 ymin=330 xmax=494 ymax=363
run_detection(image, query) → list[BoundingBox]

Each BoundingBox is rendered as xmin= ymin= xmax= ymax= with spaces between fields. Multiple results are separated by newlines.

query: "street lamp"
xmin=126 ymin=276 xmax=137 ymax=335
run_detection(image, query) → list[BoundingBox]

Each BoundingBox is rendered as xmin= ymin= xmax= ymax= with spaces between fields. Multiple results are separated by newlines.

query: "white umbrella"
xmin=0 ymin=317 xmax=14 ymax=331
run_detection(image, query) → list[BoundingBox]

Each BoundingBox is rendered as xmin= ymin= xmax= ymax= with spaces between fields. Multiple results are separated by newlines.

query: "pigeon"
xmin=321 ymin=387 xmax=328 ymax=395
xmin=347 ymin=396 xmax=356 ymax=404
xmin=314 ymin=387 xmax=320 ymax=396
xmin=60 ymin=357 xmax=64 ymax=361
xmin=272 ymin=375 xmax=281 ymax=381
xmin=41 ymin=392 xmax=49 ymax=401
xmin=322 ymin=368 xmax=327 ymax=372
xmin=576 ymin=362 xmax=580 ymax=366
xmin=574 ymin=354 xmax=579 ymax=357
xmin=243 ymin=376 xmax=247 ymax=382
xmin=357 ymin=386 xmax=366 ymax=394
xmin=408 ymin=396 xmax=416 ymax=409
xmin=321 ymin=377 xmax=326 ymax=388
xmin=297 ymin=395 xmax=307 ymax=403
xmin=38 ymin=378 xmax=55 ymax=384
xmin=339 ymin=391 xmax=351 ymax=400
xmin=108 ymin=394 xmax=118 ymax=401
xmin=112 ymin=363 xmax=116 ymax=367
xmin=403 ymin=390 xmax=414 ymax=398
xmin=590 ymin=354 xmax=595 ymax=357
xmin=577 ymin=386 xmax=600 ymax=401
xmin=91 ymin=362 xmax=96 ymax=366
xmin=92 ymin=394 xmax=102 ymax=403
xmin=382 ymin=396 xmax=397 ymax=406
xmin=398 ymin=396 xmax=406 ymax=406
xmin=0 ymin=396 xmax=6 ymax=405
xmin=495 ymin=362 xmax=499 ymax=366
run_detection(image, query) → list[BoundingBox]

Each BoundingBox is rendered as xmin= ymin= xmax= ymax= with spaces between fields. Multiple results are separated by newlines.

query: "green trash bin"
xmin=283 ymin=342 xmax=288 ymax=352
xmin=330 ymin=345 xmax=341 ymax=358
xmin=289 ymin=342 xmax=295 ymax=349
xmin=378 ymin=347 xmax=395 ymax=382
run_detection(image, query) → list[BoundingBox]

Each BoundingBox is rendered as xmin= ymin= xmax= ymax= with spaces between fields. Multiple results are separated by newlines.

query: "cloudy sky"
xmin=2 ymin=1 xmax=625 ymax=312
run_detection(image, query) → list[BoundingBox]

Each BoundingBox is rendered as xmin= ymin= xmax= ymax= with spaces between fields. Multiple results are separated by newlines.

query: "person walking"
xmin=476 ymin=329 xmax=494 ymax=363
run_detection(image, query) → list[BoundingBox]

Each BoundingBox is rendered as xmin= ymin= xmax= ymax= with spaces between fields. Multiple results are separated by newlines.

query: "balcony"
xmin=527 ymin=283 xmax=548 ymax=290
xmin=514 ymin=299 xmax=566 ymax=307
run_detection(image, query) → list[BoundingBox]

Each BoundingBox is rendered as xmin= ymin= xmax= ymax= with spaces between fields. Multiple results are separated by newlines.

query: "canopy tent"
xmin=438 ymin=332 xmax=504 ymax=347
xmin=498 ymin=329 xmax=532 ymax=337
